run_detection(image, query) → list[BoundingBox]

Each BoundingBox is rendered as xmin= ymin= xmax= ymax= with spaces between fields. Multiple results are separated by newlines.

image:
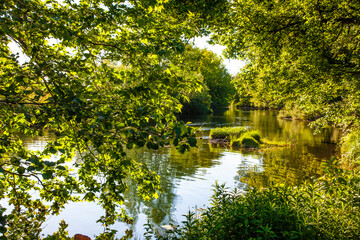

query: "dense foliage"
xmin=0 ymin=0 xmax=206 ymax=238
xmin=180 ymin=46 xmax=235 ymax=114
xmin=211 ymin=0 xmax=360 ymax=129
xmin=2 ymin=0 xmax=360 ymax=238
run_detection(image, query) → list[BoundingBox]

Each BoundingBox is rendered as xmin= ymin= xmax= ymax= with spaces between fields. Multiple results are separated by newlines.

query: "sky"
xmin=8 ymin=36 xmax=246 ymax=76
xmin=193 ymin=37 xmax=246 ymax=76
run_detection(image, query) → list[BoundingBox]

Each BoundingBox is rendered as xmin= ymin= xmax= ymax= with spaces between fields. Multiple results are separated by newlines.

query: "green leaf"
xmin=152 ymin=143 xmax=159 ymax=150
xmin=126 ymin=142 xmax=133 ymax=149
xmin=146 ymin=142 xmax=153 ymax=149
xmin=17 ymin=166 xmax=26 ymax=175
xmin=136 ymin=141 xmax=145 ymax=148
xmin=173 ymin=138 xmax=179 ymax=146
xmin=27 ymin=166 xmax=36 ymax=172
xmin=10 ymin=157 xmax=20 ymax=166
xmin=29 ymin=155 xmax=39 ymax=164
xmin=57 ymin=166 xmax=66 ymax=171
xmin=189 ymin=137 xmax=197 ymax=147
xmin=49 ymin=147 xmax=57 ymax=154
xmin=175 ymin=127 xmax=181 ymax=137
xmin=42 ymin=170 xmax=53 ymax=180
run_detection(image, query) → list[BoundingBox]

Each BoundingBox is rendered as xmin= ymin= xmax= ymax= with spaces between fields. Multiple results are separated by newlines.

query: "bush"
xmin=277 ymin=102 xmax=322 ymax=121
xmin=341 ymin=129 xmax=360 ymax=168
xmin=240 ymin=136 xmax=259 ymax=148
xmin=209 ymin=126 xmax=248 ymax=139
xmin=231 ymin=136 xmax=260 ymax=148
xmin=230 ymin=138 xmax=242 ymax=148
xmin=246 ymin=130 xmax=261 ymax=142
xmin=231 ymin=131 xmax=261 ymax=148
xmin=156 ymin=159 xmax=360 ymax=240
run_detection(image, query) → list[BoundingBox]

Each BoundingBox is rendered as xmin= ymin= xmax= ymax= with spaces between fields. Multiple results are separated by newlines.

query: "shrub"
xmin=245 ymin=130 xmax=261 ymax=142
xmin=157 ymin=159 xmax=360 ymax=240
xmin=231 ymin=136 xmax=260 ymax=148
xmin=341 ymin=129 xmax=360 ymax=168
xmin=209 ymin=126 xmax=248 ymax=139
xmin=230 ymin=138 xmax=242 ymax=148
xmin=240 ymin=136 xmax=259 ymax=148
xmin=230 ymin=131 xmax=261 ymax=148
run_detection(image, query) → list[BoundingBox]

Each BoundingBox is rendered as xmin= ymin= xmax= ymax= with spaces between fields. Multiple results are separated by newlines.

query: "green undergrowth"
xmin=150 ymin=159 xmax=360 ymax=240
xmin=341 ymin=129 xmax=360 ymax=169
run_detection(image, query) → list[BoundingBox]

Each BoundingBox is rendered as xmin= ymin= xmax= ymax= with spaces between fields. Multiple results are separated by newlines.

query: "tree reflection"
xmin=236 ymin=145 xmax=336 ymax=189
xmin=123 ymin=140 xmax=222 ymax=232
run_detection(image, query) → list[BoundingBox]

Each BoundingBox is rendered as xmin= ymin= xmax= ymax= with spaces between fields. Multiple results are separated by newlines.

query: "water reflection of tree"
xmin=124 ymin=109 xmax=340 ymax=227
xmin=123 ymin=140 xmax=222 ymax=232
xmin=222 ymin=109 xmax=341 ymax=147
xmin=236 ymin=146 xmax=328 ymax=189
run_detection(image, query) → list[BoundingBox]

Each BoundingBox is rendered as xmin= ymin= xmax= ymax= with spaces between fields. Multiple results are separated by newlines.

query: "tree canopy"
xmin=2 ymin=0 xmax=360 ymax=238
xmin=180 ymin=45 xmax=235 ymax=114
xmin=0 ymin=0 xmax=206 ymax=238
xmin=211 ymin=0 xmax=360 ymax=129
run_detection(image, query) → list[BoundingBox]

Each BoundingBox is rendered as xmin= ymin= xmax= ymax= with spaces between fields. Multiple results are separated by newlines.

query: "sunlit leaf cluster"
xmin=0 ymin=0 xmax=206 ymax=238
xmin=212 ymin=0 xmax=360 ymax=129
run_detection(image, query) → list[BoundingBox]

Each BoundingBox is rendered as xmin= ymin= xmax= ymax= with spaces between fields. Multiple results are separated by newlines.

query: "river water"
xmin=29 ymin=109 xmax=339 ymax=238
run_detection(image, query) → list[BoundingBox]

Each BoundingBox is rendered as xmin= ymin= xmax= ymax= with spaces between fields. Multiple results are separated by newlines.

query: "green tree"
xmin=211 ymin=0 xmax=360 ymax=128
xmin=199 ymin=48 xmax=236 ymax=110
xmin=0 ymin=0 xmax=201 ymax=238
xmin=180 ymin=46 xmax=236 ymax=114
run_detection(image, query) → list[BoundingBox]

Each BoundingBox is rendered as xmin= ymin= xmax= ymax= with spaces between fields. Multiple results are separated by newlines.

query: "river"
xmin=28 ymin=109 xmax=340 ymax=239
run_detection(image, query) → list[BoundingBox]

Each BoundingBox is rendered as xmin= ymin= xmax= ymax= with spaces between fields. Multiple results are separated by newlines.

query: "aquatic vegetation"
xmin=210 ymin=127 xmax=288 ymax=149
xmin=230 ymin=131 xmax=261 ymax=148
xmin=238 ymin=136 xmax=259 ymax=148
xmin=209 ymin=126 xmax=248 ymax=139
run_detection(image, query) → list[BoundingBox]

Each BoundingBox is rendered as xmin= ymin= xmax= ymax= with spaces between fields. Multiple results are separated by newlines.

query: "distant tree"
xmin=199 ymin=48 xmax=236 ymax=110
xmin=181 ymin=46 xmax=236 ymax=114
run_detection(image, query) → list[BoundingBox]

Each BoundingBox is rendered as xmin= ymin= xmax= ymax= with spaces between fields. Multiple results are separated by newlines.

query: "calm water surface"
xmin=27 ymin=109 xmax=339 ymax=238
